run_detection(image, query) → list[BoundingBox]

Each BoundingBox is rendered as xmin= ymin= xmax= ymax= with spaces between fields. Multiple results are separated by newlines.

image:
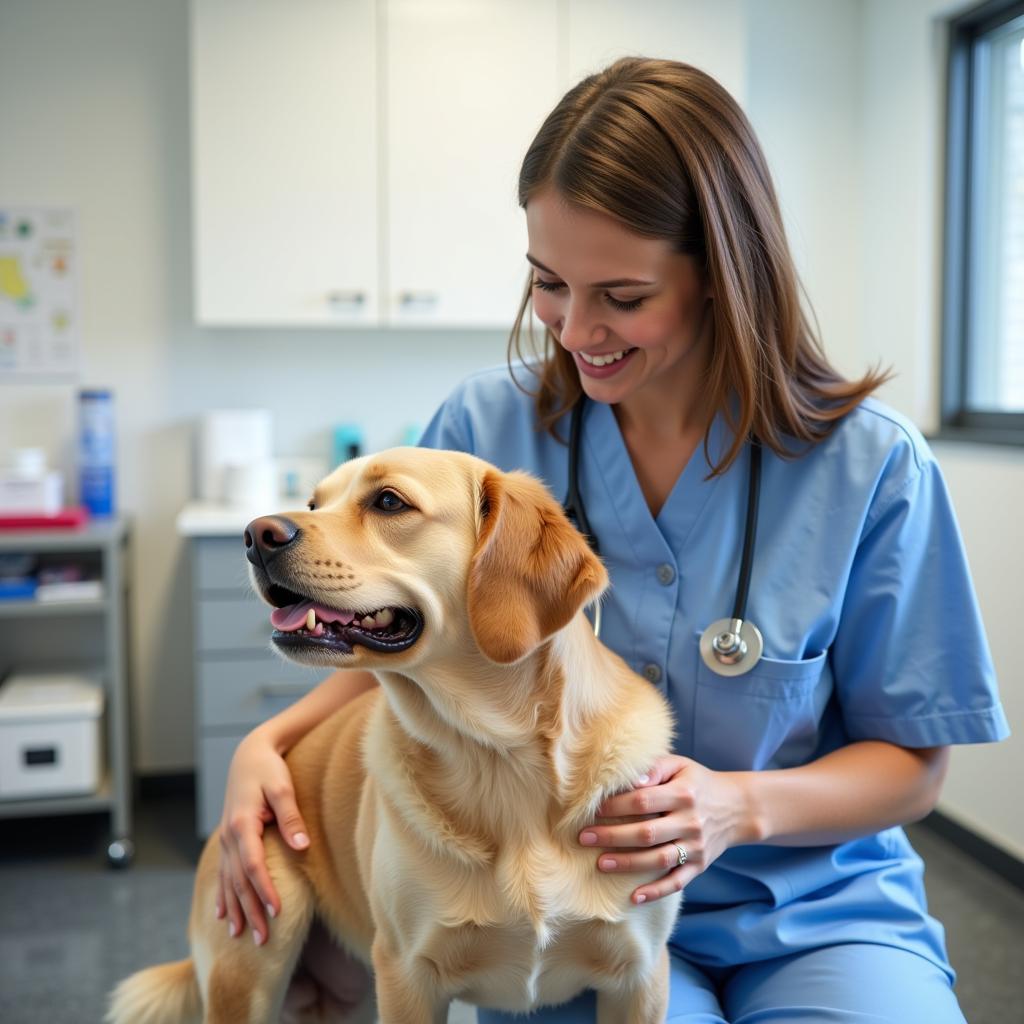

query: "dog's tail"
xmin=105 ymin=958 xmax=201 ymax=1024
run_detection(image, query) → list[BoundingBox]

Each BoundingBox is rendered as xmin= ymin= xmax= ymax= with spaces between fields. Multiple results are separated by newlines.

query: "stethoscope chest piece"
xmin=700 ymin=617 xmax=764 ymax=677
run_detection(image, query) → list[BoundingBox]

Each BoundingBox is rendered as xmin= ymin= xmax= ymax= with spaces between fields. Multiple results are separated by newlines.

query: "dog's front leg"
xmin=371 ymin=938 xmax=449 ymax=1024
xmin=595 ymin=944 xmax=670 ymax=1024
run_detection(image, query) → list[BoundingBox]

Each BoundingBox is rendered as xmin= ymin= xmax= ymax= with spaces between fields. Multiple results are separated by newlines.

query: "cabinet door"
xmin=384 ymin=0 xmax=561 ymax=328
xmin=191 ymin=0 xmax=379 ymax=325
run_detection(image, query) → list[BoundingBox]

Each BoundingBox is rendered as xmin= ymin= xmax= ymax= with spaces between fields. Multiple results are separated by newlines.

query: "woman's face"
xmin=525 ymin=187 xmax=712 ymax=414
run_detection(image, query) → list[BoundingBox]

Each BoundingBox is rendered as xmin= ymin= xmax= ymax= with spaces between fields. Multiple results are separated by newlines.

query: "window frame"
xmin=939 ymin=0 xmax=1024 ymax=445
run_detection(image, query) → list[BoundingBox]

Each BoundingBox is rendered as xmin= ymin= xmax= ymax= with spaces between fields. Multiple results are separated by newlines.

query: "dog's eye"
xmin=373 ymin=489 xmax=408 ymax=513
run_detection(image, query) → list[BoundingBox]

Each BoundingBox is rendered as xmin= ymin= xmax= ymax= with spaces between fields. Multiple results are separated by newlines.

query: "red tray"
xmin=0 ymin=507 xmax=90 ymax=530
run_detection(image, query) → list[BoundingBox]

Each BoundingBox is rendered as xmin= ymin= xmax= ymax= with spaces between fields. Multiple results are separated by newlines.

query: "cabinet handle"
xmin=327 ymin=290 xmax=367 ymax=307
xmin=259 ymin=682 xmax=312 ymax=699
xmin=397 ymin=290 xmax=439 ymax=308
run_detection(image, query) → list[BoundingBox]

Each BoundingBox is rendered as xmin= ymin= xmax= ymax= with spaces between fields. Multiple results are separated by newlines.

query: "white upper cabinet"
xmin=191 ymin=0 xmax=379 ymax=326
xmin=191 ymin=0 xmax=748 ymax=329
xmin=384 ymin=0 xmax=559 ymax=328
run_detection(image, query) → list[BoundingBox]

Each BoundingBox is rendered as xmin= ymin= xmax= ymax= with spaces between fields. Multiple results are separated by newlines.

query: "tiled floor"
xmin=0 ymin=791 xmax=1021 ymax=1023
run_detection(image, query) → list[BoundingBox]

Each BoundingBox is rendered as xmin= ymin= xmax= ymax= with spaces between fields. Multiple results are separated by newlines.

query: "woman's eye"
xmin=606 ymin=295 xmax=644 ymax=312
xmin=532 ymin=277 xmax=563 ymax=293
xmin=532 ymin=278 xmax=644 ymax=312
xmin=373 ymin=489 xmax=408 ymax=513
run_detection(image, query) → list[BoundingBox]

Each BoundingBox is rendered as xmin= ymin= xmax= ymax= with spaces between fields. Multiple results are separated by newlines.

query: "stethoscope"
xmin=563 ymin=396 xmax=764 ymax=677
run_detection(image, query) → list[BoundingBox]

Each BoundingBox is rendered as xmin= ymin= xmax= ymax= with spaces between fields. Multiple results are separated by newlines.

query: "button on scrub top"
xmin=418 ymin=364 xmax=1009 ymax=976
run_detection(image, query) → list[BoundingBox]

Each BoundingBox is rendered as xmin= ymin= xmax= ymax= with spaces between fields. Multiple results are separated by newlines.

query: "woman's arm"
xmin=255 ymin=668 xmax=377 ymax=755
xmin=216 ymin=669 xmax=377 ymax=942
xmin=742 ymin=740 xmax=950 ymax=847
xmin=581 ymin=740 xmax=950 ymax=904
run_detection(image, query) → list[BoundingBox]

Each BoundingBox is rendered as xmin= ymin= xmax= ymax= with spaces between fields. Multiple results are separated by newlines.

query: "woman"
xmin=215 ymin=58 xmax=1008 ymax=1022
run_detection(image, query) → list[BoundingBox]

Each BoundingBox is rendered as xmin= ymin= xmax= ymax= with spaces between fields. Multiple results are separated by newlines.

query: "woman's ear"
xmin=467 ymin=468 xmax=608 ymax=664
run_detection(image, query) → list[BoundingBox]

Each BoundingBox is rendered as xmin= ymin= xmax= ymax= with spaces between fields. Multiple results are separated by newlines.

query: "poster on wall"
xmin=0 ymin=206 xmax=79 ymax=379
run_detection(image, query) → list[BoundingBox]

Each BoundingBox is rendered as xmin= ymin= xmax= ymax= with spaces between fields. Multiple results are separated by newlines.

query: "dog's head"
xmin=245 ymin=447 xmax=607 ymax=671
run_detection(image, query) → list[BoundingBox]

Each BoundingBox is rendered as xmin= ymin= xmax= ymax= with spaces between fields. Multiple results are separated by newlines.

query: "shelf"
xmin=0 ymin=517 xmax=128 ymax=553
xmin=0 ymin=772 xmax=112 ymax=820
xmin=0 ymin=597 xmax=108 ymax=618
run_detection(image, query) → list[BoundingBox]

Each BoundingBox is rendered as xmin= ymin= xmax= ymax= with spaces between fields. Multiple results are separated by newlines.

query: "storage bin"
xmin=0 ymin=673 xmax=104 ymax=799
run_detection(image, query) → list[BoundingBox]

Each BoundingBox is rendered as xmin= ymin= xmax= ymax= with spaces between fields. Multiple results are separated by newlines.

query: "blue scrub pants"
xmin=476 ymin=943 xmax=966 ymax=1023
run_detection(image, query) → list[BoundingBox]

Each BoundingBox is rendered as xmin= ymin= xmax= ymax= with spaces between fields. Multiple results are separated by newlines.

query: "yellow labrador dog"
xmin=108 ymin=447 xmax=679 ymax=1023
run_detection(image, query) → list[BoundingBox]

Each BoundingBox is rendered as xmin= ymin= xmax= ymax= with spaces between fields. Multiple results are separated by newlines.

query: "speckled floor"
xmin=0 ymin=791 xmax=1020 ymax=1023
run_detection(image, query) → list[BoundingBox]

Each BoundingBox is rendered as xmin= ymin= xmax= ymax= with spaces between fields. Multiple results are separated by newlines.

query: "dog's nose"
xmin=244 ymin=515 xmax=301 ymax=568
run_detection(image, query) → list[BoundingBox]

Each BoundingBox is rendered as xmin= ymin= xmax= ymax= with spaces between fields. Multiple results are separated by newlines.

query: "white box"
xmin=0 ymin=470 xmax=64 ymax=515
xmin=0 ymin=674 xmax=104 ymax=799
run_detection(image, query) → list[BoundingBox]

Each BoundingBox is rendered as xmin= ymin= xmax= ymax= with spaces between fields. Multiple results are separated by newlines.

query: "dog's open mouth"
xmin=266 ymin=584 xmax=423 ymax=655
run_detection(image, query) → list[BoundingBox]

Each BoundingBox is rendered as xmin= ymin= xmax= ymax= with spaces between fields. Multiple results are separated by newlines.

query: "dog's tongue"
xmin=270 ymin=601 xmax=356 ymax=632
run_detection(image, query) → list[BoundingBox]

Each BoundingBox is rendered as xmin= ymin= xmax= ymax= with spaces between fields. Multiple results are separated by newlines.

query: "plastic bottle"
xmin=78 ymin=389 xmax=116 ymax=517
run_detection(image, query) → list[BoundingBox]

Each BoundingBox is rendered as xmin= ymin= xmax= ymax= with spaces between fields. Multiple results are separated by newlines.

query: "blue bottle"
xmin=78 ymin=389 xmax=116 ymax=517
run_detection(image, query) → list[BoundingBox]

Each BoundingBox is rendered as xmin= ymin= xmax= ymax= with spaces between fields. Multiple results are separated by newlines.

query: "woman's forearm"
xmin=739 ymin=741 xmax=950 ymax=847
xmin=254 ymin=670 xmax=378 ymax=756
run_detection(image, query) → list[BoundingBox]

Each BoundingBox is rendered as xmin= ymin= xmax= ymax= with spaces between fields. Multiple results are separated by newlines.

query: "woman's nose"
xmin=557 ymin=300 xmax=605 ymax=352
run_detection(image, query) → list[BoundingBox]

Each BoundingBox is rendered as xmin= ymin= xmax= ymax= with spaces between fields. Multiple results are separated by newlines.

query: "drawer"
xmin=192 ymin=536 xmax=252 ymax=594
xmin=196 ymin=597 xmax=274 ymax=652
xmin=197 ymin=655 xmax=321 ymax=728
xmin=197 ymin=732 xmax=243 ymax=837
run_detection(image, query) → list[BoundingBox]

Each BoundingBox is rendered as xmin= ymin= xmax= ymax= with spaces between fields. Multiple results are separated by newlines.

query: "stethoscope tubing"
xmin=562 ymin=396 xmax=763 ymax=675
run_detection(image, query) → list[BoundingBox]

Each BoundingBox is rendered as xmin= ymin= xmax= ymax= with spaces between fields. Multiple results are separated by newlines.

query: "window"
xmin=942 ymin=0 xmax=1024 ymax=440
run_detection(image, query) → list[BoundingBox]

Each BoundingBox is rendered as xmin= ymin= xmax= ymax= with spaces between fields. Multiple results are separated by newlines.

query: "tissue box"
xmin=0 ymin=674 xmax=104 ymax=799
xmin=0 ymin=471 xmax=64 ymax=516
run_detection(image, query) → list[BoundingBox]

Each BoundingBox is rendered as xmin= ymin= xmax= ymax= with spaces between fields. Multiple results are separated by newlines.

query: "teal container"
xmin=332 ymin=424 xmax=364 ymax=469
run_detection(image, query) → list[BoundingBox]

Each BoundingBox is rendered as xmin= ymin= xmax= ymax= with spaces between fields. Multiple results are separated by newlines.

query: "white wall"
xmin=0 ymin=0 xmax=1018 ymax=857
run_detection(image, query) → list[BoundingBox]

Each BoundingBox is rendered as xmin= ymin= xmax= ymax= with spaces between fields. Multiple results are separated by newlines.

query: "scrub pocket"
xmin=690 ymin=633 xmax=831 ymax=772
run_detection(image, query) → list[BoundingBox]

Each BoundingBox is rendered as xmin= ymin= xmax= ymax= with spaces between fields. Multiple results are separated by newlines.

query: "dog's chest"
xmin=386 ymin=837 xmax=670 ymax=1010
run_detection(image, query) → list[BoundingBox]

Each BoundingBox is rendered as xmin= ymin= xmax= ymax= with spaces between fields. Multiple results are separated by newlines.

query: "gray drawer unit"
xmin=198 ymin=732 xmax=244 ymax=838
xmin=191 ymin=536 xmax=320 ymax=837
xmin=196 ymin=596 xmax=275 ymax=652
xmin=198 ymin=656 xmax=320 ymax=729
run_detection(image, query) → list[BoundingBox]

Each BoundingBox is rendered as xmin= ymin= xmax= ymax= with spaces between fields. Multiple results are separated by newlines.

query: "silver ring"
xmin=672 ymin=842 xmax=688 ymax=867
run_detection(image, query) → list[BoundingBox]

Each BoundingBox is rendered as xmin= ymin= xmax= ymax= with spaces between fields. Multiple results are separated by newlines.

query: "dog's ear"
xmin=467 ymin=468 xmax=608 ymax=664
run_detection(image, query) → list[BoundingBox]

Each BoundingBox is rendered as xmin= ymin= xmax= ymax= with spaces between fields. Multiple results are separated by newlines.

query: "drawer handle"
xmin=398 ymin=290 xmax=439 ymax=308
xmin=259 ymin=683 xmax=312 ymax=699
xmin=327 ymin=290 xmax=367 ymax=307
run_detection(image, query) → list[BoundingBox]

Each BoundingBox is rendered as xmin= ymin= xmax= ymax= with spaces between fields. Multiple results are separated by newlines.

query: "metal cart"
xmin=0 ymin=518 xmax=133 ymax=866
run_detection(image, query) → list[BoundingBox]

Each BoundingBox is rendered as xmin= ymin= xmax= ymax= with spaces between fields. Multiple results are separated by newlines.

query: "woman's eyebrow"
xmin=525 ymin=253 xmax=655 ymax=288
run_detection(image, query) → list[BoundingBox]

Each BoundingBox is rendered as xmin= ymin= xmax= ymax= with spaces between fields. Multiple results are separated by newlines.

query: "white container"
xmin=0 ymin=674 xmax=104 ymax=799
xmin=198 ymin=409 xmax=273 ymax=504
xmin=0 ymin=470 xmax=64 ymax=515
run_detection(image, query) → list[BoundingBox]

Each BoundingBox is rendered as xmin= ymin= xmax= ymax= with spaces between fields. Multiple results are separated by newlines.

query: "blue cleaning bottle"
xmin=78 ymin=389 xmax=116 ymax=517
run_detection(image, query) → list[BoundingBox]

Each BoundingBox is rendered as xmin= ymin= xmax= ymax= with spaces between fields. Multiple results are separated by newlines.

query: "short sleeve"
xmin=832 ymin=456 xmax=1009 ymax=747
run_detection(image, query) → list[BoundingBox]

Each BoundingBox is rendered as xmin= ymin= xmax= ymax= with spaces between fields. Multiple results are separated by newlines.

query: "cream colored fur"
xmin=107 ymin=448 xmax=680 ymax=1023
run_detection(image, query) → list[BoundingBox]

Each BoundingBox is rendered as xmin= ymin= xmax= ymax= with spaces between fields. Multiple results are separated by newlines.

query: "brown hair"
xmin=508 ymin=57 xmax=890 ymax=474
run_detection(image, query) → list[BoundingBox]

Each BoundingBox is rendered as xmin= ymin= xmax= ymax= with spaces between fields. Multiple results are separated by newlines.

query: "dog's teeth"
xmin=361 ymin=615 xmax=376 ymax=629
xmin=306 ymin=609 xmax=316 ymax=631
xmin=375 ymin=608 xmax=395 ymax=628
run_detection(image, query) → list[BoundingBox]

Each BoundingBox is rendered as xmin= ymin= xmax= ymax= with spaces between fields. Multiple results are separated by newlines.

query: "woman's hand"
xmin=214 ymin=727 xmax=311 ymax=944
xmin=579 ymin=754 xmax=757 ymax=905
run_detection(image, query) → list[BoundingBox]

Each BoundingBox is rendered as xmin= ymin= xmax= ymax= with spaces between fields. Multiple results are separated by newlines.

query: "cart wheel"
xmin=107 ymin=837 xmax=135 ymax=868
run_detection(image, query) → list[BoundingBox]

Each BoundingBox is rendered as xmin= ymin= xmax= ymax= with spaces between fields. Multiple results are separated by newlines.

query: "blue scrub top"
xmin=418 ymin=364 xmax=1009 ymax=976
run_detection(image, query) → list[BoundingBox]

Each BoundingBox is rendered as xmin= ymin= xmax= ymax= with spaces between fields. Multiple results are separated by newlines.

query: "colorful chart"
xmin=0 ymin=207 xmax=78 ymax=377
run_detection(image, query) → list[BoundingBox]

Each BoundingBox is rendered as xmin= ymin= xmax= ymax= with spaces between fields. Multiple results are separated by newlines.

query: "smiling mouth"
xmin=578 ymin=347 xmax=636 ymax=367
xmin=264 ymin=582 xmax=423 ymax=655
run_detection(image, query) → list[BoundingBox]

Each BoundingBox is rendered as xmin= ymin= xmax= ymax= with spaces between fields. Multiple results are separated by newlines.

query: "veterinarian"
xmin=215 ymin=58 xmax=1008 ymax=1022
